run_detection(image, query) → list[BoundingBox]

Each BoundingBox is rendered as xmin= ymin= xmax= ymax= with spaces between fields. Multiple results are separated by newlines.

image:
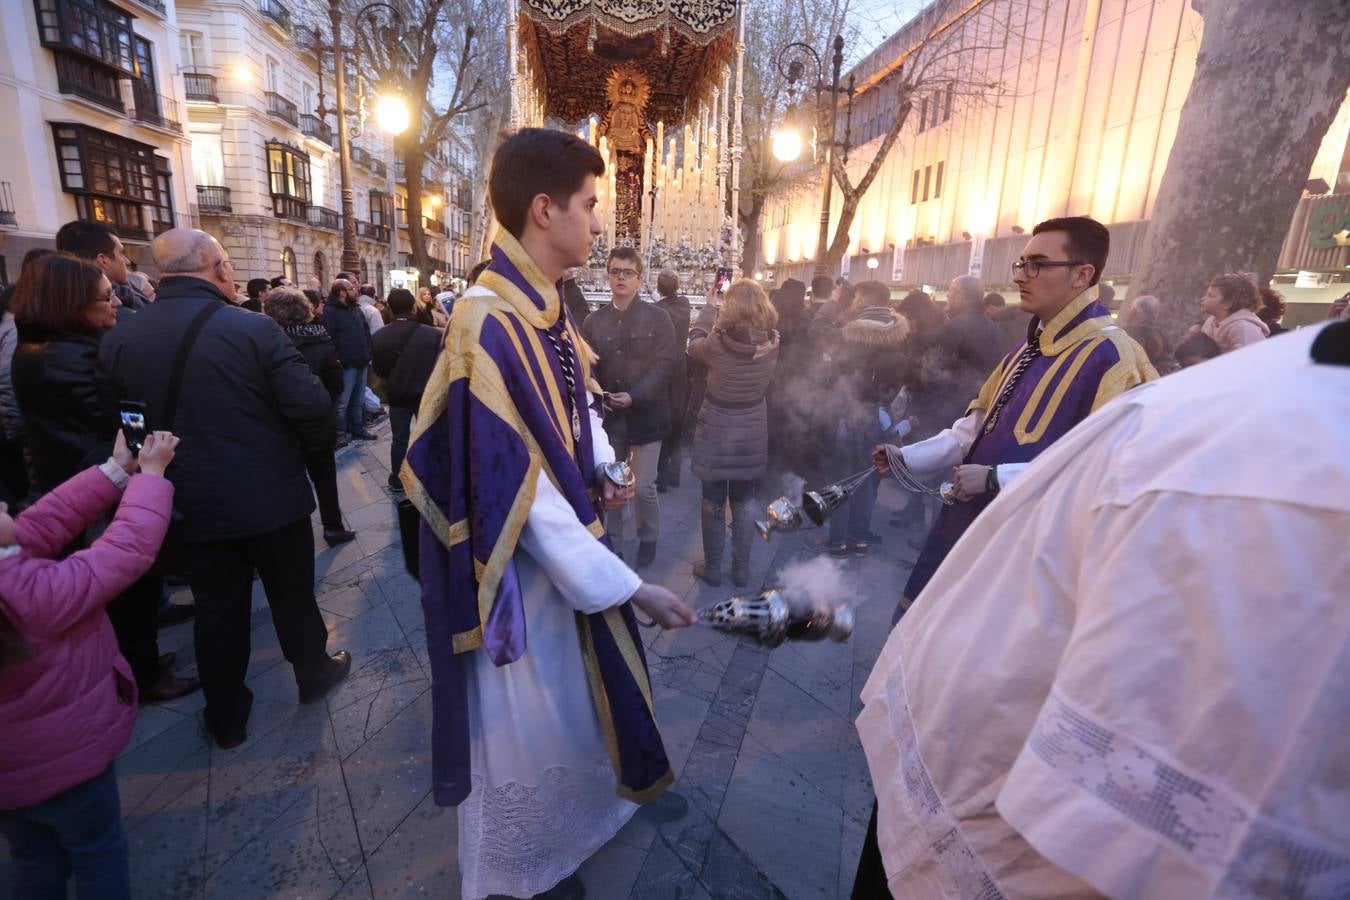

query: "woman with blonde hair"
xmin=688 ymin=278 xmax=780 ymax=587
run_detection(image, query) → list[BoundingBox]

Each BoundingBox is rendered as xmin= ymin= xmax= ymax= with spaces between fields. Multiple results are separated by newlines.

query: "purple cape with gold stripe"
xmin=401 ymin=232 xmax=672 ymax=807
xmin=903 ymin=286 xmax=1157 ymax=602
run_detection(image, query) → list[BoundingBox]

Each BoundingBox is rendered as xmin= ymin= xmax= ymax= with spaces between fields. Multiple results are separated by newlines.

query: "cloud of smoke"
xmin=774 ymin=555 xmax=848 ymax=612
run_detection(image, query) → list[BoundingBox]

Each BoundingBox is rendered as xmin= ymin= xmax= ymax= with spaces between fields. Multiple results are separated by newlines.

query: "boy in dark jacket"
xmin=371 ymin=288 xmax=442 ymax=492
xmin=321 ymin=279 xmax=375 ymax=445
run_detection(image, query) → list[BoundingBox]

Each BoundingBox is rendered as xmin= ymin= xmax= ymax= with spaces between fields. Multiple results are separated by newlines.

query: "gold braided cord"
xmin=520 ymin=0 xmax=737 ymax=46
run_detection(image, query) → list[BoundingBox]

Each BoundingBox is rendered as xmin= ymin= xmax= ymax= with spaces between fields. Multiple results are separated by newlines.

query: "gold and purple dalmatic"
xmin=903 ymin=287 xmax=1157 ymax=604
xmin=401 ymin=232 xmax=673 ymax=808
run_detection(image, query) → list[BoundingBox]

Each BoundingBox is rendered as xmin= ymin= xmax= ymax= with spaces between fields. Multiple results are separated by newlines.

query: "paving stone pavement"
xmin=0 ymin=422 xmax=925 ymax=899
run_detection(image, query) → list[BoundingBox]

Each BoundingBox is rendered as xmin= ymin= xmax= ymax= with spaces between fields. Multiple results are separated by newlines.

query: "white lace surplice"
xmin=858 ymin=327 xmax=1350 ymax=899
xmin=458 ymin=406 xmax=643 ymax=900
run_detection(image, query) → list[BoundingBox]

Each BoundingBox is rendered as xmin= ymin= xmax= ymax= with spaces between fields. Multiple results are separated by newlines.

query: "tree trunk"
xmin=825 ymin=192 xmax=861 ymax=275
xmin=1131 ymin=0 xmax=1350 ymax=344
xmin=739 ymin=196 xmax=765 ymax=276
xmin=403 ymin=144 xmax=431 ymax=288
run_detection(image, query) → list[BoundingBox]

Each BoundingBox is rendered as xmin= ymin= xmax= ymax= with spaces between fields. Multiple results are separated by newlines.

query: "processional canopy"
xmin=512 ymin=0 xmax=744 ymax=270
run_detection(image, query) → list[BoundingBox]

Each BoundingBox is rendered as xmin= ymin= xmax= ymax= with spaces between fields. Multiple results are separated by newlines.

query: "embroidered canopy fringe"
xmin=521 ymin=0 xmax=738 ymax=44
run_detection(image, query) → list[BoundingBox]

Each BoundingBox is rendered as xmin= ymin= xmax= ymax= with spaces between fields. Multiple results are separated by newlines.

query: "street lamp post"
xmin=774 ymin=37 xmax=856 ymax=278
xmin=313 ymin=2 xmax=409 ymax=277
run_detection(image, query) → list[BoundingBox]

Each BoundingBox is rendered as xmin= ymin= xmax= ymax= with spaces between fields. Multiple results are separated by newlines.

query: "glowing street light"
xmin=374 ymin=94 xmax=410 ymax=135
xmin=866 ymin=256 xmax=880 ymax=280
xmin=771 ymin=127 xmax=804 ymax=163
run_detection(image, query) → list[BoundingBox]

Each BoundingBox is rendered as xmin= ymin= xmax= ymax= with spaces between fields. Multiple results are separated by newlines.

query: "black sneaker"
xmin=298 ymin=651 xmax=352 ymax=704
xmin=324 ymin=529 xmax=356 ymax=547
xmin=637 ymin=541 xmax=657 ymax=567
xmin=352 ymin=431 xmax=379 ymax=442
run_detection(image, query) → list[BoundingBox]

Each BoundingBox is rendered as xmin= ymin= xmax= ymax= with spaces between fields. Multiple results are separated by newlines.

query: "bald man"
xmin=99 ymin=228 xmax=351 ymax=748
xmin=930 ymin=275 xmax=1010 ymax=423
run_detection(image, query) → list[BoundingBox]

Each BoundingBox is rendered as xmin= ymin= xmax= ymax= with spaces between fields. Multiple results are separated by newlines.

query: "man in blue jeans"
xmin=370 ymin=288 xmax=442 ymax=491
xmin=322 ymin=279 xmax=376 ymax=447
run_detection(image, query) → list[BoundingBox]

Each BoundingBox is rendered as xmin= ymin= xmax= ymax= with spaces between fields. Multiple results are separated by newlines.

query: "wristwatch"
xmin=985 ymin=465 xmax=1001 ymax=495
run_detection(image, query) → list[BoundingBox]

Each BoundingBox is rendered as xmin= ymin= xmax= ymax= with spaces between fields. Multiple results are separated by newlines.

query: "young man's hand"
xmin=629 ymin=582 xmax=696 ymax=629
xmin=952 ymin=464 xmax=991 ymax=501
xmin=607 ymin=391 xmax=633 ymax=410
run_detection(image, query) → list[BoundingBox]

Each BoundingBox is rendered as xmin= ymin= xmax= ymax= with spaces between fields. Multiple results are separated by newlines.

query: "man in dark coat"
xmin=243 ymin=278 xmax=270 ymax=313
xmin=654 ymin=268 xmax=690 ymax=492
xmin=371 ymin=288 xmax=442 ymax=493
xmin=322 ymin=278 xmax=376 ymax=446
xmin=581 ymin=247 xmax=677 ymax=566
xmin=99 ymin=228 xmax=350 ymax=749
xmin=932 ymin=276 xmax=1012 ymax=421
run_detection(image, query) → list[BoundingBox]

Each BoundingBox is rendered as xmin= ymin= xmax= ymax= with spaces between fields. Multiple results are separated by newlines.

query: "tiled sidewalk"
xmin=1 ymin=425 xmax=921 ymax=899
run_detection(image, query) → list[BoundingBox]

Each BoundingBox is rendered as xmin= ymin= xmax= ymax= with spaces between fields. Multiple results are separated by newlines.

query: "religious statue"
xmin=598 ymin=66 xmax=651 ymax=245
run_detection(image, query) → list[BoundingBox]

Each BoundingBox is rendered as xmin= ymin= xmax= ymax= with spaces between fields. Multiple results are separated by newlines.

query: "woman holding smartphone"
xmin=9 ymin=253 xmax=198 ymax=703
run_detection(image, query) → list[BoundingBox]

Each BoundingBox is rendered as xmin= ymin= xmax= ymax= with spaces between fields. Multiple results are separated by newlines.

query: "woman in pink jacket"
xmin=1198 ymin=273 xmax=1270 ymax=353
xmin=0 ymin=428 xmax=179 ymax=900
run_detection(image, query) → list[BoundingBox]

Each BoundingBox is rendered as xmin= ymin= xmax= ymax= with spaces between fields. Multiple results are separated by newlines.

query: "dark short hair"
xmin=657 ymin=270 xmax=680 ymax=297
xmin=387 ymin=288 xmax=416 ymax=315
xmin=467 ymin=259 xmax=491 ymax=285
xmin=247 ymin=278 xmax=271 ymax=299
xmin=359 ymin=283 xmax=376 ymax=298
xmin=336 ymin=271 xmax=357 ymax=282
xmin=1031 ymin=216 xmax=1110 ymax=286
xmin=854 ymin=281 xmax=891 ymax=307
xmin=1175 ymin=332 xmax=1221 ymax=363
xmin=270 ymin=276 xmax=288 ymax=289
xmin=55 ymin=221 xmax=119 ymax=260
xmin=303 ymin=288 xmax=322 ymax=308
xmin=263 ymin=287 xmax=314 ymax=326
xmin=983 ymin=291 xmax=1006 ymax=309
xmin=11 ymin=253 xmax=106 ymax=331
xmin=489 ymin=128 xmax=605 ymax=239
xmin=607 ymin=246 xmax=642 ymax=273
xmin=810 ymin=276 xmax=834 ymax=299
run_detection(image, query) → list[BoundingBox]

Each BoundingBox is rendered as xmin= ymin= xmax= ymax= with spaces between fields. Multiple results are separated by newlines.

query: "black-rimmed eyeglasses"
xmin=1012 ymin=259 xmax=1086 ymax=278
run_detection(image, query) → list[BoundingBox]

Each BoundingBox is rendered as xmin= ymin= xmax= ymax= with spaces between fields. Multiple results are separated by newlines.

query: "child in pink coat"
xmin=0 ymin=429 xmax=179 ymax=900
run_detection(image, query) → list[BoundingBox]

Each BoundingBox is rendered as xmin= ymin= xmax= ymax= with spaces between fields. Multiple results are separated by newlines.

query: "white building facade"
xmin=0 ymin=0 xmax=195 ymax=279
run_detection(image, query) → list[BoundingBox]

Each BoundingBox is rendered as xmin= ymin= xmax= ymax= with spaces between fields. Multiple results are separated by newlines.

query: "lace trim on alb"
xmin=1030 ymin=692 xmax=1350 ymax=898
xmin=457 ymin=758 xmax=636 ymax=900
xmin=884 ymin=669 xmax=1008 ymax=899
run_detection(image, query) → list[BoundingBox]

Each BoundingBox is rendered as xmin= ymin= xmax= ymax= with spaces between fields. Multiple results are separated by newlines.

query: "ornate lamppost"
xmin=312 ymin=1 xmax=410 ymax=276
xmin=773 ymin=36 xmax=856 ymax=278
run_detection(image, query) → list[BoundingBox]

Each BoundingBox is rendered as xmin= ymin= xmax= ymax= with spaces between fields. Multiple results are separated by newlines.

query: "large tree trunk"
xmin=1131 ymin=0 xmax=1350 ymax=344
xmin=402 ymin=143 xmax=431 ymax=287
xmin=825 ymin=192 xmax=861 ymax=275
xmin=739 ymin=195 xmax=764 ymax=276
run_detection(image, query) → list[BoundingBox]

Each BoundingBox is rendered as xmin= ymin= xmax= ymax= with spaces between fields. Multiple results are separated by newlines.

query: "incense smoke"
xmin=775 ymin=555 xmax=847 ymax=612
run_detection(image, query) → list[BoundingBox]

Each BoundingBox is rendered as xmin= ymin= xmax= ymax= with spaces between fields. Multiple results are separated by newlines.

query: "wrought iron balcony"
xmin=273 ymin=195 xmax=307 ymax=222
xmin=299 ymin=113 xmax=333 ymax=144
xmin=0 ymin=181 xmax=16 ymax=227
xmin=307 ymin=205 xmax=339 ymax=230
xmin=132 ymin=92 xmax=182 ymax=133
xmin=196 ymin=185 xmax=232 ymax=213
xmin=128 ymin=0 xmax=166 ymax=15
xmin=355 ymin=220 xmax=390 ymax=243
xmin=265 ymin=91 xmax=298 ymax=126
xmin=258 ymin=0 xmax=292 ymax=31
xmin=423 ymin=216 xmax=448 ymax=236
xmin=184 ymin=73 xmax=218 ymax=103
xmin=351 ymin=146 xmax=373 ymax=171
xmin=372 ymin=159 xmax=388 ymax=179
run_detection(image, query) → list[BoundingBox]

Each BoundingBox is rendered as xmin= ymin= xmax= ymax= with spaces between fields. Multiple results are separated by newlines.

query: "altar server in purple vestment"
xmin=402 ymin=128 xmax=696 ymax=900
xmin=875 ymin=217 xmax=1157 ymax=613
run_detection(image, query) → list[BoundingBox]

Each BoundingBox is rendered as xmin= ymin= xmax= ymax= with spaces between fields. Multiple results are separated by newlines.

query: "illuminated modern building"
xmin=758 ymin=0 xmax=1350 ymax=319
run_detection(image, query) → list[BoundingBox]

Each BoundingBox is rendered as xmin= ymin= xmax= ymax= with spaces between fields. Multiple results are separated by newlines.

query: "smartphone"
xmin=714 ymin=266 xmax=733 ymax=294
xmin=119 ymin=401 xmax=147 ymax=456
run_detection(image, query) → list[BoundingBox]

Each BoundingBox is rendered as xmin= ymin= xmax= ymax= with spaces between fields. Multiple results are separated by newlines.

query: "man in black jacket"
xmin=99 ymin=228 xmax=350 ymax=749
xmin=322 ymin=279 xmax=376 ymax=446
xmin=581 ymin=247 xmax=677 ymax=566
xmin=932 ymin=275 xmax=1010 ymax=422
xmin=370 ymin=288 xmax=441 ymax=493
xmin=654 ymin=269 xmax=690 ymax=492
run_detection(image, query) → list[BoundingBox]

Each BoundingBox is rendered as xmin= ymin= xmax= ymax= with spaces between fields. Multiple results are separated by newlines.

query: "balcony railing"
xmin=0 ymin=181 xmax=16 ymax=227
xmin=128 ymin=0 xmax=166 ymax=15
xmin=307 ymin=205 xmax=339 ymax=230
xmin=184 ymin=73 xmax=218 ymax=103
xmin=55 ymin=53 xmax=124 ymax=111
xmin=196 ymin=185 xmax=232 ymax=213
xmin=372 ymin=159 xmax=388 ymax=179
xmin=299 ymin=113 xmax=333 ymax=144
xmin=273 ymin=195 xmax=307 ymax=221
xmin=265 ymin=91 xmax=298 ymax=126
xmin=355 ymin=220 xmax=391 ymax=243
xmin=131 ymin=92 xmax=182 ymax=133
xmin=259 ymin=0 xmax=292 ymax=31
xmin=423 ymin=216 xmax=448 ymax=236
xmin=351 ymin=146 xmax=373 ymax=171
xmin=293 ymin=25 xmax=320 ymax=49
